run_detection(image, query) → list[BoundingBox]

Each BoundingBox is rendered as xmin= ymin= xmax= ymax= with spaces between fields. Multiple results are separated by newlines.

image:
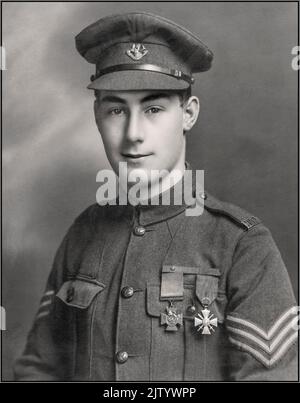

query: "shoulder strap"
xmin=202 ymin=192 xmax=261 ymax=231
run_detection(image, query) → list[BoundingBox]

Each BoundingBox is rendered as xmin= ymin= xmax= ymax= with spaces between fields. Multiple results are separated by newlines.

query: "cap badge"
xmin=126 ymin=43 xmax=148 ymax=61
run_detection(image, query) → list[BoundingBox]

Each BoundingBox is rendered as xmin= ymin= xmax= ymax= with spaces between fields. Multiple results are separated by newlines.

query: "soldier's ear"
xmin=93 ymin=90 xmax=101 ymax=116
xmin=182 ymin=96 xmax=200 ymax=132
xmin=94 ymin=99 xmax=100 ymax=128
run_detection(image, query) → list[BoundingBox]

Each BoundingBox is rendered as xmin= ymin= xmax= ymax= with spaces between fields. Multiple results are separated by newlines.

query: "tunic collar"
xmin=109 ymin=162 xmax=198 ymax=226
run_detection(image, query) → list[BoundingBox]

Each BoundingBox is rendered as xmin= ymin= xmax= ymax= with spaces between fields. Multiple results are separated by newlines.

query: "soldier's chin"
xmin=126 ymin=167 xmax=152 ymax=184
xmin=116 ymin=163 xmax=167 ymax=192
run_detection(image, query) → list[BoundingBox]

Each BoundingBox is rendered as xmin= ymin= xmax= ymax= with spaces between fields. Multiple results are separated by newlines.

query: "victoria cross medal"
xmin=160 ymin=301 xmax=183 ymax=331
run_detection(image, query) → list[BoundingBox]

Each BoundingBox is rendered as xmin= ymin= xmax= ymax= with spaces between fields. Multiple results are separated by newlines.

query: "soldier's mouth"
xmin=121 ymin=153 xmax=153 ymax=160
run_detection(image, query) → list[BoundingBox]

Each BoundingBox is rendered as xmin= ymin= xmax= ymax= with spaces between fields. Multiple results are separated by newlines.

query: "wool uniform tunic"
xmin=14 ymin=188 xmax=298 ymax=381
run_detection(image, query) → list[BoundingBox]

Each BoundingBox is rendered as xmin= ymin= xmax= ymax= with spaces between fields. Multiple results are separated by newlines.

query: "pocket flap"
xmin=162 ymin=265 xmax=221 ymax=276
xmin=56 ymin=279 xmax=105 ymax=309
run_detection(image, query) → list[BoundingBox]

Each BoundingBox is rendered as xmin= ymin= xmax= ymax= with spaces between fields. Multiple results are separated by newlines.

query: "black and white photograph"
xmin=1 ymin=1 xmax=299 ymax=384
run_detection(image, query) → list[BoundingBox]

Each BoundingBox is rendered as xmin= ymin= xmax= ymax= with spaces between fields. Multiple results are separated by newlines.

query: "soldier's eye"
xmin=145 ymin=107 xmax=162 ymax=114
xmin=109 ymin=108 xmax=124 ymax=116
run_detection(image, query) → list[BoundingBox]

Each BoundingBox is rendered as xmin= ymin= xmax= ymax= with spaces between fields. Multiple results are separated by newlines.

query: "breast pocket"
xmin=55 ymin=277 xmax=106 ymax=339
xmin=55 ymin=277 xmax=106 ymax=380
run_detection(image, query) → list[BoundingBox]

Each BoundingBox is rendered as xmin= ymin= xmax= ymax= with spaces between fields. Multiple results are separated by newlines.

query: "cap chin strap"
xmin=91 ymin=63 xmax=195 ymax=85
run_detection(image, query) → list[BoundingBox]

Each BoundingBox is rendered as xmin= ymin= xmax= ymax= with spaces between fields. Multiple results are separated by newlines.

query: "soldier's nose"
xmin=125 ymin=112 xmax=145 ymax=142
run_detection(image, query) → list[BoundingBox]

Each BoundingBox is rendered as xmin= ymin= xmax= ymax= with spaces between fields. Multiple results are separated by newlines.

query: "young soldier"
xmin=14 ymin=12 xmax=298 ymax=381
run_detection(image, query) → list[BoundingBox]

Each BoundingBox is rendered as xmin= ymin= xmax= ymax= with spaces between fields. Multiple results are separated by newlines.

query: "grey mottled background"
xmin=2 ymin=1 xmax=298 ymax=380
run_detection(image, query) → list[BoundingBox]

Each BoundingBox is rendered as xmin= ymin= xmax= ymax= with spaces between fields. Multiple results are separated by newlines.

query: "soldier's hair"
xmin=94 ymin=87 xmax=192 ymax=107
xmin=177 ymin=86 xmax=192 ymax=106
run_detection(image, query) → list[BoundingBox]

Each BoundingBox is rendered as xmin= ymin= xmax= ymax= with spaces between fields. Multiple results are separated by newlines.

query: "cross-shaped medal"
xmin=160 ymin=301 xmax=183 ymax=331
xmin=194 ymin=308 xmax=218 ymax=335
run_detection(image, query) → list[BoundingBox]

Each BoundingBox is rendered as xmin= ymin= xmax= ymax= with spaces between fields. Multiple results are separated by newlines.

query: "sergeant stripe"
xmin=37 ymin=290 xmax=55 ymax=315
xmin=36 ymin=311 xmax=50 ymax=321
xmin=39 ymin=300 xmax=52 ymax=309
xmin=228 ymin=332 xmax=298 ymax=368
xmin=227 ymin=306 xmax=298 ymax=340
xmin=227 ymin=316 xmax=298 ymax=354
xmin=44 ymin=290 xmax=55 ymax=297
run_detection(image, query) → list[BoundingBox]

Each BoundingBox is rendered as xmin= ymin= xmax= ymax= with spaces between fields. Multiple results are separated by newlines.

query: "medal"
xmin=194 ymin=297 xmax=218 ymax=334
xmin=194 ymin=308 xmax=218 ymax=334
xmin=160 ymin=301 xmax=183 ymax=331
xmin=194 ymin=297 xmax=218 ymax=335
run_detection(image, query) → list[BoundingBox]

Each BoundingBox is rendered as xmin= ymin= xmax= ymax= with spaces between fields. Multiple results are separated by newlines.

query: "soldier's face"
xmin=94 ymin=90 xmax=199 ymax=184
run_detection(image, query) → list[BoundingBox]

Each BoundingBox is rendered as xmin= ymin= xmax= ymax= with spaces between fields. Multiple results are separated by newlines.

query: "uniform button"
xmin=116 ymin=351 xmax=128 ymax=364
xmin=200 ymin=192 xmax=207 ymax=200
xmin=121 ymin=286 xmax=134 ymax=298
xmin=66 ymin=286 xmax=75 ymax=302
xmin=186 ymin=305 xmax=197 ymax=315
xmin=134 ymin=226 xmax=146 ymax=236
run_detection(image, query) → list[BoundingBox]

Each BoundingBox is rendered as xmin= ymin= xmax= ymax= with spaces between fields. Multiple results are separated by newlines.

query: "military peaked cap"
xmin=75 ymin=12 xmax=213 ymax=90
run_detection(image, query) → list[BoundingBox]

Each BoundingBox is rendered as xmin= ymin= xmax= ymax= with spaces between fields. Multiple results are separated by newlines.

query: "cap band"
xmin=91 ymin=63 xmax=195 ymax=85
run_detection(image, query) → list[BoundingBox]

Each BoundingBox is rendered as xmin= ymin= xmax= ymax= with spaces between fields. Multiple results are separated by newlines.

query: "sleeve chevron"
xmin=226 ymin=307 xmax=299 ymax=368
